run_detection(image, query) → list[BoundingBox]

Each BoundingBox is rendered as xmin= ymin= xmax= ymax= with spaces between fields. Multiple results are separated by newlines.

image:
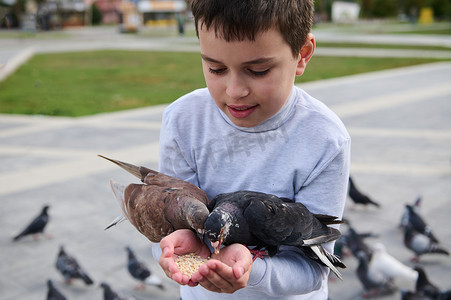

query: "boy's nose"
xmin=226 ymin=74 xmax=249 ymax=100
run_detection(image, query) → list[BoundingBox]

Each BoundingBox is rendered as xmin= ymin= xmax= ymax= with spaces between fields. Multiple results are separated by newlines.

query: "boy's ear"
xmin=296 ymin=33 xmax=316 ymax=76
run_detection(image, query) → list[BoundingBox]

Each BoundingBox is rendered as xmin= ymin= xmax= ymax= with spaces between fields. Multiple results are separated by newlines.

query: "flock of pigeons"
xmin=341 ymin=176 xmax=450 ymax=299
xmin=12 ymin=205 xmax=166 ymax=299
xmin=12 ymin=154 xmax=450 ymax=299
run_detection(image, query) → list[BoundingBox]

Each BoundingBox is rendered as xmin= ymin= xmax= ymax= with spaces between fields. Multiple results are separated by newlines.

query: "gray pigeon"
xmin=125 ymin=246 xmax=164 ymax=290
xmin=404 ymin=226 xmax=449 ymax=262
xmin=99 ymin=155 xmax=209 ymax=243
xmin=46 ymin=279 xmax=67 ymax=300
xmin=13 ymin=205 xmax=50 ymax=241
xmin=403 ymin=202 xmax=439 ymax=243
xmin=55 ymin=245 xmax=94 ymax=285
xmin=204 ymin=190 xmax=345 ymax=279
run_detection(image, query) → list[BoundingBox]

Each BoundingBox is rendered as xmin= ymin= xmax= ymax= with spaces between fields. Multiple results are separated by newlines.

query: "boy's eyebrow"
xmin=201 ymin=54 xmax=275 ymax=65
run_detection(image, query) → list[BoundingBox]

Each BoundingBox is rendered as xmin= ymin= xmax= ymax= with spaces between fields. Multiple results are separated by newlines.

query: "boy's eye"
xmin=249 ymin=69 xmax=270 ymax=76
xmin=209 ymin=68 xmax=226 ymax=74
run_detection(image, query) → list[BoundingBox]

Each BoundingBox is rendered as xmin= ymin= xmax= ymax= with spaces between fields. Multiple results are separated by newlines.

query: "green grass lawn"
xmin=0 ymin=50 xmax=448 ymax=116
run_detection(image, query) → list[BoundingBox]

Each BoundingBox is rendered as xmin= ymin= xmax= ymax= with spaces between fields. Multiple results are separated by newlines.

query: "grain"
xmin=175 ymin=253 xmax=209 ymax=278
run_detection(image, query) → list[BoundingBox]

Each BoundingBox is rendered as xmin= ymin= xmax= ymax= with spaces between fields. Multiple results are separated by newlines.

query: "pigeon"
xmin=355 ymin=251 xmax=397 ymax=298
xmin=126 ymin=246 xmax=164 ymax=290
xmin=339 ymin=219 xmax=376 ymax=259
xmin=368 ymin=243 xmax=418 ymax=282
xmin=404 ymin=226 xmax=449 ymax=262
xmin=55 ymin=245 xmax=94 ymax=285
xmin=204 ymin=190 xmax=346 ymax=279
xmin=13 ymin=205 xmax=50 ymax=241
xmin=46 ymin=279 xmax=67 ymax=300
xmin=100 ymin=282 xmax=135 ymax=300
xmin=348 ymin=176 xmax=380 ymax=208
xmin=100 ymin=282 xmax=134 ymax=300
xmin=414 ymin=266 xmax=451 ymax=299
xmin=400 ymin=196 xmax=422 ymax=229
xmin=400 ymin=290 xmax=434 ymax=300
xmin=403 ymin=203 xmax=439 ymax=243
xmin=99 ymin=155 xmax=210 ymax=243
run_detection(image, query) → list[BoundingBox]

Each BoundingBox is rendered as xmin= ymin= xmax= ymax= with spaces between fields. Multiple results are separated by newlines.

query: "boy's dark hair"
xmin=189 ymin=0 xmax=314 ymax=57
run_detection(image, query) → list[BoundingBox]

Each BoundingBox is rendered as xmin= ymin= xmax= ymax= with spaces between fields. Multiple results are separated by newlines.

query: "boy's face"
xmin=199 ymin=25 xmax=305 ymax=128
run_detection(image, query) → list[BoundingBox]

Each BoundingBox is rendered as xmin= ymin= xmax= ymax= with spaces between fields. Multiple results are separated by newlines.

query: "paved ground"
xmin=1 ymin=26 xmax=451 ymax=299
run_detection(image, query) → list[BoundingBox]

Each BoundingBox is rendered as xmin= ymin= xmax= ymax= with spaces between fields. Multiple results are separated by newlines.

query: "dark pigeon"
xmin=404 ymin=226 xmax=449 ymax=262
xmin=100 ymin=282 xmax=134 ymax=300
xmin=204 ymin=190 xmax=346 ymax=279
xmin=400 ymin=290 xmax=434 ymax=300
xmin=55 ymin=245 xmax=94 ymax=285
xmin=342 ymin=220 xmax=376 ymax=259
xmin=348 ymin=176 xmax=380 ymax=208
xmin=126 ymin=246 xmax=164 ymax=290
xmin=99 ymin=155 xmax=209 ymax=243
xmin=403 ymin=203 xmax=439 ymax=243
xmin=355 ymin=251 xmax=396 ymax=298
xmin=46 ymin=279 xmax=67 ymax=300
xmin=414 ymin=266 xmax=451 ymax=299
xmin=13 ymin=205 xmax=50 ymax=241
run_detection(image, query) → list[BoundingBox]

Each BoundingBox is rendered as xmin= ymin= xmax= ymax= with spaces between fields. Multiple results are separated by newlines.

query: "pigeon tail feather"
xmin=310 ymin=245 xmax=343 ymax=280
xmin=106 ymin=180 xmax=130 ymax=229
xmin=98 ymin=155 xmax=142 ymax=179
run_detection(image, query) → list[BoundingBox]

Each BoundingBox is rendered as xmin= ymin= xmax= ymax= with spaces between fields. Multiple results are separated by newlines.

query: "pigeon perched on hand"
xmin=13 ymin=205 xmax=50 ymax=241
xmin=100 ymin=282 xmax=134 ymax=300
xmin=99 ymin=155 xmax=210 ymax=243
xmin=204 ymin=190 xmax=346 ymax=279
xmin=126 ymin=246 xmax=164 ymax=290
xmin=348 ymin=176 xmax=380 ymax=208
xmin=404 ymin=226 xmax=449 ymax=262
xmin=46 ymin=279 xmax=67 ymax=300
xmin=55 ymin=245 xmax=94 ymax=285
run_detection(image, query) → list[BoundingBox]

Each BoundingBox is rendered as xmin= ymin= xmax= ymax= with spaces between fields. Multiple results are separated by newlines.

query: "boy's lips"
xmin=227 ymin=105 xmax=257 ymax=119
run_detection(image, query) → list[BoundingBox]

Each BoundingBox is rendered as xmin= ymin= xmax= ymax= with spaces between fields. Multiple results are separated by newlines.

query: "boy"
xmin=153 ymin=0 xmax=351 ymax=299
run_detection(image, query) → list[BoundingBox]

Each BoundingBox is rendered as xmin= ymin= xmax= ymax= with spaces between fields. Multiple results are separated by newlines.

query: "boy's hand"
xmin=191 ymin=243 xmax=253 ymax=293
xmin=159 ymin=229 xmax=211 ymax=286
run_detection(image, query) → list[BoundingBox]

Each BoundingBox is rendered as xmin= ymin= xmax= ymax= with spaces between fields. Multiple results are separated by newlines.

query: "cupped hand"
xmin=190 ymin=243 xmax=253 ymax=293
xmin=159 ymin=229 xmax=211 ymax=286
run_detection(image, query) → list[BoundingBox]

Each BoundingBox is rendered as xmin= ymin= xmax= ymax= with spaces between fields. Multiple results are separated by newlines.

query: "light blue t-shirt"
xmin=153 ymin=86 xmax=351 ymax=300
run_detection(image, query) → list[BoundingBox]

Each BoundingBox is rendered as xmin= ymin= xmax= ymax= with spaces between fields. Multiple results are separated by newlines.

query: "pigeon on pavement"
xmin=100 ymin=282 xmax=134 ymax=300
xmin=355 ymin=251 xmax=397 ymax=298
xmin=13 ymin=205 xmax=50 ymax=241
xmin=400 ymin=196 xmax=422 ymax=229
xmin=46 ymin=279 xmax=67 ymax=300
xmin=55 ymin=245 xmax=94 ymax=285
xmin=368 ymin=243 xmax=418 ymax=282
xmin=404 ymin=226 xmax=449 ymax=262
xmin=342 ymin=221 xmax=376 ymax=259
xmin=99 ymin=155 xmax=210 ymax=243
xmin=204 ymin=190 xmax=346 ymax=279
xmin=414 ymin=266 xmax=451 ymax=299
xmin=400 ymin=289 xmax=434 ymax=300
xmin=403 ymin=203 xmax=439 ymax=243
xmin=125 ymin=246 xmax=164 ymax=290
xmin=348 ymin=176 xmax=380 ymax=208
